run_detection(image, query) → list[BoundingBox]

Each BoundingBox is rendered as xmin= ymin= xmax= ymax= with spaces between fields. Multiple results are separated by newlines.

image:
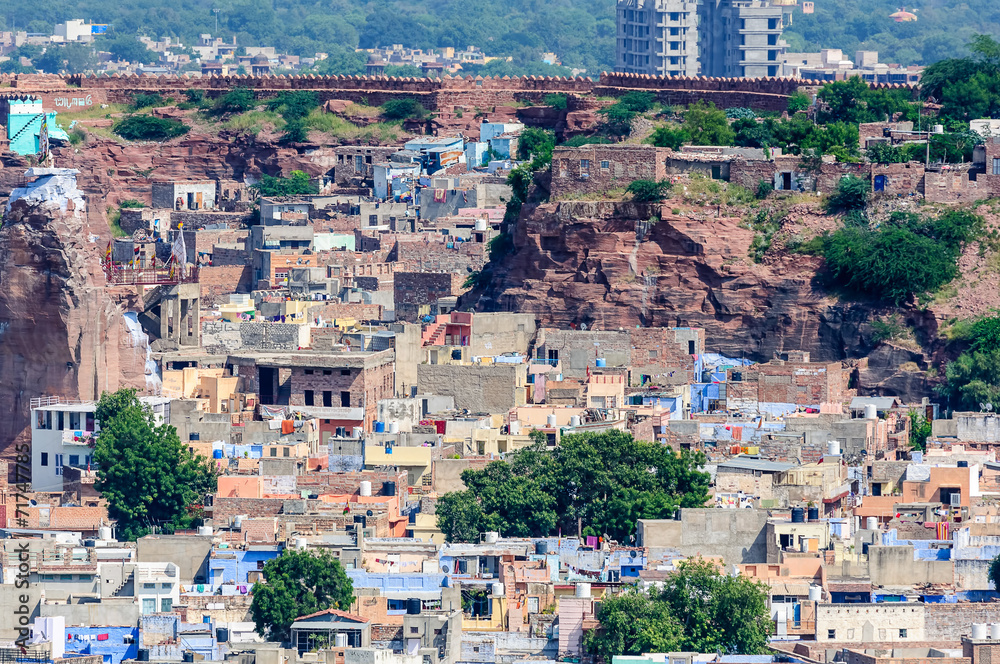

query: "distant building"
xmin=615 ymin=0 xmax=786 ymax=78
xmin=615 ymin=0 xmax=699 ymax=76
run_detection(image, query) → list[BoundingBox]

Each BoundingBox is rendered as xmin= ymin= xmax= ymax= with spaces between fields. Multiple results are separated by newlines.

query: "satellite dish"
xmin=440 ymin=565 xmax=450 ymax=574
xmin=988 ymin=403 xmax=995 ymax=412
xmin=367 ymin=510 xmax=374 ymax=517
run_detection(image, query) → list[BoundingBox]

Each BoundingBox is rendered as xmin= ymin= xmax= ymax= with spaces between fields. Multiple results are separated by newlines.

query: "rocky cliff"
xmin=475 ymin=199 xmax=944 ymax=399
xmin=0 ymin=172 xmax=147 ymax=453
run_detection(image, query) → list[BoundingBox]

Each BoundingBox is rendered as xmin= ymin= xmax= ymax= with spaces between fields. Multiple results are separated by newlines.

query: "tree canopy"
xmin=250 ymin=549 xmax=355 ymax=642
xmin=92 ymin=388 xmax=217 ymax=541
xmin=585 ymin=558 xmax=772 ymax=661
xmin=435 ymin=431 xmax=709 ymax=543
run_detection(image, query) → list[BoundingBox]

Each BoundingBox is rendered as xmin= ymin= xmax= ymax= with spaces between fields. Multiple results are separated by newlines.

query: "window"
xmin=341 ymin=391 xmax=351 ymax=407
xmin=580 ymin=159 xmax=590 ymax=178
xmin=899 ymin=629 xmax=907 ymax=638
xmin=144 ymin=583 xmax=156 ymax=589
xmin=304 ymin=369 xmax=314 ymax=375
xmin=270 ymin=447 xmax=277 ymax=457
xmin=57 ymin=411 xmax=64 ymax=430
xmin=41 ymin=453 xmax=49 ymax=467
xmin=323 ymin=369 xmax=332 ymax=376
xmin=369 ymin=215 xmax=379 ymax=227
xmin=142 ymin=599 xmax=155 ymax=615
xmin=433 ymin=629 xmax=442 ymax=635
xmin=341 ymin=369 xmax=351 ymax=376
xmin=69 ymin=455 xmax=79 ymax=466
xmin=410 ymin=627 xmax=419 ymax=634
xmin=648 ymin=349 xmax=658 ymax=359
xmin=527 ymin=597 xmax=539 ymax=613
xmin=548 ymin=349 xmax=559 ymax=361
xmin=993 ymin=158 xmax=1000 ymax=175
xmin=283 ymin=447 xmax=290 ymax=457
xmin=324 ymin=391 xmax=333 ymax=407
xmin=304 ymin=390 xmax=314 ymax=406
xmin=827 ymin=630 xmax=836 ymax=640
xmin=388 ymin=599 xmax=407 ymax=611
xmin=600 ymin=160 xmax=610 ymax=171
xmin=55 ymin=455 xmax=63 ymax=476
xmin=688 ymin=340 xmax=696 ymax=354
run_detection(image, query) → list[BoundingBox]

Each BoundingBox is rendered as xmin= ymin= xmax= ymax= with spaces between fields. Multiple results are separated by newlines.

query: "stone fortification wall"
xmin=3 ymin=72 xmax=917 ymax=112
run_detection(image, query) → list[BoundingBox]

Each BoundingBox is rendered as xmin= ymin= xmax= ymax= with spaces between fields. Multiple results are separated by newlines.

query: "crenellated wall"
xmin=4 ymin=71 xmax=918 ymax=112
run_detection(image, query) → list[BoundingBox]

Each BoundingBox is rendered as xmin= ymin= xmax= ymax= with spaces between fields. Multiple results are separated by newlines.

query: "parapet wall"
xmin=4 ymin=71 xmax=918 ymax=113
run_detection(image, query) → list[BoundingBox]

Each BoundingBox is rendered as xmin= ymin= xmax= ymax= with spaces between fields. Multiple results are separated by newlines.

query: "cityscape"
xmin=3 ymin=2 xmax=1000 ymax=664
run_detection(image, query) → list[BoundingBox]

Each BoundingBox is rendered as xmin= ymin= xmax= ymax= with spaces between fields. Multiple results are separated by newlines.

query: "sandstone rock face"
xmin=0 ymin=191 xmax=146 ymax=454
xmin=480 ymin=201 xmax=879 ymax=363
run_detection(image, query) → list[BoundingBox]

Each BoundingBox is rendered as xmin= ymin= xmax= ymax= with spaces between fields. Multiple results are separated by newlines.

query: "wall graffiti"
xmin=52 ymin=95 xmax=94 ymax=109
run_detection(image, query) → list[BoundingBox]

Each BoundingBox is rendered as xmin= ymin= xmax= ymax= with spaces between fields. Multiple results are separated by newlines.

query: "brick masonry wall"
xmin=211 ymin=247 xmax=251 ymax=266
xmin=925 ymin=603 xmax=1000 ymax=641
xmin=393 ymin=238 xmax=489 ymax=273
xmin=394 ymin=272 xmax=467 ymax=319
xmin=307 ymin=302 xmax=384 ymax=322
xmin=550 ymin=145 xmax=669 ymax=199
xmin=199 ymin=265 xmax=252 ymax=306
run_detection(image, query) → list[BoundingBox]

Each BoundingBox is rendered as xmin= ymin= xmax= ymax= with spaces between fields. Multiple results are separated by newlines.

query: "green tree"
xmin=250 ymin=550 xmax=355 ymax=641
xmin=866 ymin=142 xmax=905 ymax=164
xmin=268 ymin=90 xmax=320 ymax=120
xmin=460 ymin=459 xmax=558 ymax=537
xmin=658 ymin=558 xmax=772 ymax=654
xmin=585 ymin=559 xmax=771 ymax=661
xmin=648 ymin=124 xmax=690 ymax=150
xmin=909 ymin=410 xmax=932 ymax=451
xmin=113 ymin=115 xmax=190 ymax=141
xmin=617 ymin=91 xmax=655 ymax=113
xmin=682 ymin=100 xmax=735 ymax=146
xmin=597 ymin=103 xmax=638 ymax=136
xmin=517 ymin=127 xmax=556 ymax=167
xmin=436 ymin=490 xmax=485 ymax=542
xmin=584 ymin=589 xmax=682 ymax=662
xmin=943 ymin=350 xmax=1000 ymax=412
xmin=281 ymin=119 xmax=309 ymax=143
xmin=380 ymin=99 xmax=426 ymax=120
xmin=255 ymin=170 xmax=318 ymax=197
xmin=990 ymin=553 xmax=1000 ymax=590
xmin=101 ymin=34 xmax=158 ymax=64
xmin=787 ymin=91 xmax=811 ymax=114
xmin=543 ymin=93 xmax=569 ymax=110
xmin=213 ymin=87 xmax=256 ymax=115
xmin=93 ymin=389 xmax=217 ymax=541
xmin=826 ymin=175 xmax=870 ymax=212
xmin=626 ymin=179 xmax=671 ymax=202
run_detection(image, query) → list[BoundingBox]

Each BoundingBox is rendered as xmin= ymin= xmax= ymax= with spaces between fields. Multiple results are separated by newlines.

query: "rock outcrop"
xmin=478 ymin=200 xmax=882 ymax=363
xmin=0 ymin=173 xmax=146 ymax=453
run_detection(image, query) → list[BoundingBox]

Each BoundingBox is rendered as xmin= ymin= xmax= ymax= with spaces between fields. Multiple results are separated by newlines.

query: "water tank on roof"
xmin=407 ymin=598 xmax=422 ymax=615
xmin=183 ymin=652 xmax=195 ymax=663
xmin=99 ymin=526 xmax=113 ymax=541
xmin=570 ymin=415 xmax=581 ymax=428
xmin=233 ymin=515 xmax=245 ymax=529
xmin=864 ymin=404 xmax=878 ymax=420
xmin=809 ymin=585 xmax=822 ymax=602
xmin=973 ymin=624 xmax=988 ymax=640
xmin=216 ymin=628 xmax=229 ymax=643
xmin=596 ymin=358 xmax=607 ymax=367
xmin=374 ymin=421 xmax=385 ymax=433
xmin=575 ymin=583 xmax=591 ymax=598
xmin=213 ymin=450 xmax=224 ymax=459
xmin=137 ymin=650 xmax=150 ymax=662
xmin=546 ymin=414 xmax=557 ymax=427
xmin=484 ymin=531 xmax=499 ymax=543
xmin=198 ymin=526 xmax=213 ymax=537
xmin=475 ymin=219 xmax=487 ymax=231
xmin=933 ymin=125 xmax=944 ymax=134
xmin=389 ymin=421 xmax=400 ymax=434
xmin=536 ymin=541 xmax=549 ymax=555
xmin=295 ymin=537 xmax=307 ymax=550
xmin=827 ymin=441 xmax=841 ymax=456
xmin=383 ymin=481 xmax=396 ymax=496
xmin=509 ymin=420 xmax=521 ymax=435
xmin=360 ymin=481 xmax=372 ymax=497
xmin=492 ymin=583 xmax=505 ymax=596
xmin=353 ymin=427 xmax=363 ymax=439
xmin=808 ymin=507 xmax=820 ymax=522
xmin=791 ymin=507 xmax=805 ymax=523
xmin=991 ymin=623 xmax=1000 ymax=639
xmin=958 ymin=460 xmax=969 ymax=468
xmin=866 ymin=517 xmax=879 ymax=531
xmin=335 ymin=633 xmax=348 ymax=648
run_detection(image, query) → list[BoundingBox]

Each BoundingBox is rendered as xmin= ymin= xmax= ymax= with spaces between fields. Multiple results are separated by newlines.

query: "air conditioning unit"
xmin=950 ymin=493 xmax=962 ymax=507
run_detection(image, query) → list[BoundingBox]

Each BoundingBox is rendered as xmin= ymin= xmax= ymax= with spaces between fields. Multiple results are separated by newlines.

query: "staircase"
xmin=8 ymin=113 xmax=45 ymax=145
xmin=421 ymin=318 xmax=447 ymax=345
xmin=107 ymin=570 xmax=134 ymax=597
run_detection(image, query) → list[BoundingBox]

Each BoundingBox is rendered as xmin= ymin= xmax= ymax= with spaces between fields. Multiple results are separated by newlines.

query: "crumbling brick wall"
xmin=393 ymin=272 xmax=467 ymax=320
